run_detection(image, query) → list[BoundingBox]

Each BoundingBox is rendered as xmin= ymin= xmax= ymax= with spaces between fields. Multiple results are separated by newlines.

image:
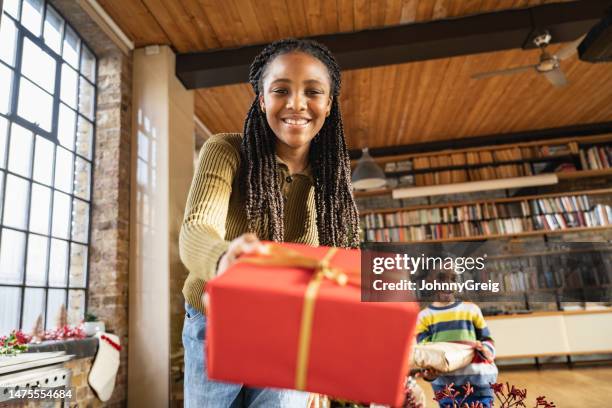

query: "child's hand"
xmin=473 ymin=341 xmax=494 ymax=363
xmin=418 ymin=367 xmax=440 ymax=381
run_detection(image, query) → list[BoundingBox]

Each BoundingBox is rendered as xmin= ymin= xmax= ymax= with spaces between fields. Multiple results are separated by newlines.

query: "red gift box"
xmin=206 ymin=242 xmax=419 ymax=407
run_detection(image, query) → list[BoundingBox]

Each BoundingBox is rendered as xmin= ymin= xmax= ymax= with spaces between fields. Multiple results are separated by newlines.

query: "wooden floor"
xmin=416 ymin=365 xmax=612 ymax=407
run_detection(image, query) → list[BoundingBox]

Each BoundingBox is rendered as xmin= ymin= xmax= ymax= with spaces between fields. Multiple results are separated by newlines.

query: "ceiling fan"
xmin=471 ymin=31 xmax=586 ymax=87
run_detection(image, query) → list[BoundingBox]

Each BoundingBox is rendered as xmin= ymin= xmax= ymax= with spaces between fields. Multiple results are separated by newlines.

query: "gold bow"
xmin=238 ymin=244 xmax=357 ymax=390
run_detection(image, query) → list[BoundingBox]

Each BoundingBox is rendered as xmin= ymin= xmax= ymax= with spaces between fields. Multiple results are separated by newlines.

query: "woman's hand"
xmin=216 ymin=233 xmax=265 ymax=276
xmin=203 ymin=233 xmax=265 ymax=311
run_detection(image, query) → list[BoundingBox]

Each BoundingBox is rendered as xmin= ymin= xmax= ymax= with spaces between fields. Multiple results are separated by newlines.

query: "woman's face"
xmin=259 ymin=52 xmax=333 ymax=151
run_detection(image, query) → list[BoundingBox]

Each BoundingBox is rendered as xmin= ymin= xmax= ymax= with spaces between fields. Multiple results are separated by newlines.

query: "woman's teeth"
xmin=283 ymin=118 xmax=309 ymax=125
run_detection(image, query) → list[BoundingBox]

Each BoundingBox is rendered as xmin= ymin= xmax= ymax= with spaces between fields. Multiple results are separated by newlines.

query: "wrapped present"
xmin=206 ymin=242 xmax=419 ymax=407
xmin=410 ymin=342 xmax=474 ymax=373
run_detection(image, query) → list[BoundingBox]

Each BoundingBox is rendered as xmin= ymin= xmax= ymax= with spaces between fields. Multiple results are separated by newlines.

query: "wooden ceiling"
xmin=98 ymin=0 xmax=612 ymax=149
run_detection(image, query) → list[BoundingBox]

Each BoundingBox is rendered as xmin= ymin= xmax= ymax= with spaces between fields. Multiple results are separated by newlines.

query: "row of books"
xmin=408 ymin=143 xmax=575 ymax=171
xmin=384 ymin=160 xmax=412 ymax=172
xmin=361 ymin=205 xmax=612 ymax=241
xmin=580 ymin=146 xmax=612 ymax=170
xmin=414 ymin=163 xmax=533 ymax=186
xmin=481 ymin=269 xmax=584 ymax=292
xmin=474 ymin=252 xmax=611 ymax=292
xmin=361 ymin=195 xmax=596 ymax=228
xmin=529 ymin=195 xmax=593 ymax=215
xmin=363 ymin=218 xmax=529 ymax=242
xmin=532 ymin=206 xmax=612 ymax=230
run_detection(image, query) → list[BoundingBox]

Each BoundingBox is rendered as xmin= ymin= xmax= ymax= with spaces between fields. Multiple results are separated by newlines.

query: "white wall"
xmin=129 ymin=45 xmax=194 ymax=407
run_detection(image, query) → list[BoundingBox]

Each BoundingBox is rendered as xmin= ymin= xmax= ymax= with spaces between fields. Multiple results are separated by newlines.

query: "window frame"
xmin=0 ymin=0 xmax=97 ymax=333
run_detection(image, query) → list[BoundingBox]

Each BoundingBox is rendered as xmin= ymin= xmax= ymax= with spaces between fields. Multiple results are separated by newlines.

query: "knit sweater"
xmin=179 ymin=133 xmax=320 ymax=313
xmin=416 ymin=301 xmax=498 ymax=399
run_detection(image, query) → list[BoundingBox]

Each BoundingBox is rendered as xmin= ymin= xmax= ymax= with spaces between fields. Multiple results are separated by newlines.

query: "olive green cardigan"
xmin=179 ymin=133 xmax=319 ymax=313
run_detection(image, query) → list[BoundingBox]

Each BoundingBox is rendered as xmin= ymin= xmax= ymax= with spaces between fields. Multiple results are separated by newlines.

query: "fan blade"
xmin=554 ymin=34 xmax=586 ymax=61
xmin=471 ymin=65 xmax=536 ymax=79
xmin=543 ymin=67 xmax=568 ymax=87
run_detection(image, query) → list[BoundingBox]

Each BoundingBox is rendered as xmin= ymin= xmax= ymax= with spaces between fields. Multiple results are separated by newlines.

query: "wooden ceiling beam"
xmin=176 ymin=0 xmax=612 ymax=89
xmin=347 ymin=122 xmax=612 ymax=160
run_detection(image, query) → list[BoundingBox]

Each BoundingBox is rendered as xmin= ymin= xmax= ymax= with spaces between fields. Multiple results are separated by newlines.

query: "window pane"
xmin=0 ymin=228 xmax=26 ymax=284
xmin=48 ymin=239 xmax=67 ymax=287
xmin=21 ymin=37 xmax=56 ymax=93
xmin=76 ymin=115 xmax=93 ymax=160
xmin=74 ymin=157 xmax=90 ymax=200
xmin=0 ymin=117 xmax=8 ymax=168
xmin=8 ymin=123 xmax=33 ymax=177
xmin=33 ymin=135 xmax=54 ymax=185
xmin=17 ymin=77 xmax=53 ymax=132
xmin=29 ymin=183 xmax=51 ymax=234
xmin=68 ymin=289 xmax=85 ymax=324
xmin=71 ymin=198 xmax=89 ymax=243
xmin=26 ymin=234 xmax=48 ymax=285
xmin=78 ymin=76 xmax=95 ymax=120
xmin=3 ymin=174 xmax=30 ymax=229
xmin=0 ymin=17 xmax=18 ymax=66
xmin=80 ymin=46 xmax=95 ymax=83
xmin=54 ymin=146 xmax=73 ymax=193
xmin=44 ymin=5 xmax=64 ymax=54
xmin=22 ymin=288 xmax=46 ymax=331
xmin=58 ymin=103 xmax=76 ymax=150
xmin=69 ymin=243 xmax=87 ymax=288
xmin=3 ymin=0 xmax=21 ymax=19
xmin=0 ymin=172 xmax=4 ymax=217
xmin=62 ymin=26 xmax=80 ymax=68
xmin=46 ymin=288 xmax=66 ymax=329
xmin=0 ymin=287 xmax=21 ymax=336
xmin=21 ymin=0 xmax=44 ymax=37
xmin=0 ymin=64 xmax=14 ymax=114
xmin=51 ymin=190 xmax=70 ymax=238
xmin=60 ymin=63 xmax=78 ymax=108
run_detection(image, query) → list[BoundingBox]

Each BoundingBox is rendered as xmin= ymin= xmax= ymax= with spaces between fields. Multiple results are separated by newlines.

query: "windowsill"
xmin=25 ymin=337 xmax=98 ymax=359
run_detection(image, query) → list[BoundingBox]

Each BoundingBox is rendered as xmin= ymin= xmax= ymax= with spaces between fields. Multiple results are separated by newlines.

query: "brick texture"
xmin=48 ymin=2 xmax=132 ymax=407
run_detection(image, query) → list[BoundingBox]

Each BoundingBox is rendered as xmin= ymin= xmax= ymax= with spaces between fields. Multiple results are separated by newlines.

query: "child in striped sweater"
xmin=416 ymin=276 xmax=498 ymax=407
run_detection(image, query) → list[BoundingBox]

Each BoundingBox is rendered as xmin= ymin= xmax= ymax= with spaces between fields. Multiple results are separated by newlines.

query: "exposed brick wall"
xmin=65 ymin=357 xmax=101 ymax=408
xmin=87 ymin=50 xmax=131 ymax=408
xmin=48 ymin=2 xmax=132 ymax=407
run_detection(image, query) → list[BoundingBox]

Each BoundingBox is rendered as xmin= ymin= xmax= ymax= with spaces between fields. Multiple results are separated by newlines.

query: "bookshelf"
xmin=360 ymin=188 xmax=612 ymax=243
xmin=353 ymin=134 xmax=612 ymax=198
xmin=356 ymin=133 xmax=612 ymax=326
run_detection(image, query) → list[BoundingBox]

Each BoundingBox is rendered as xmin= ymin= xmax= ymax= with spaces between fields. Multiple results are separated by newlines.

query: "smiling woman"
xmin=259 ymin=52 xmax=332 ymax=160
xmin=179 ymin=38 xmax=360 ymax=408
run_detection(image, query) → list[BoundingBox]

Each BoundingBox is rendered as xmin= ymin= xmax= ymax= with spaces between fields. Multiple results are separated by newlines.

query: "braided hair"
xmin=240 ymin=38 xmax=360 ymax=249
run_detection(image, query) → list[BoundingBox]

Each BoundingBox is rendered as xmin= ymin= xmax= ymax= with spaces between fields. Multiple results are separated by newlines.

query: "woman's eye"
xmin=306 ymin=90 xmax=324 ymax=95
xmin=272 ymin=89 xmax=288 ymax=94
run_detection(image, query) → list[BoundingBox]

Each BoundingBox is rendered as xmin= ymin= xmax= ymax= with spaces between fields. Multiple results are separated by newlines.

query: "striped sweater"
xmin=179 ymin=133 xmax=320 ymax=313
xmin=416 ymin=301 xmax=498 ymax=399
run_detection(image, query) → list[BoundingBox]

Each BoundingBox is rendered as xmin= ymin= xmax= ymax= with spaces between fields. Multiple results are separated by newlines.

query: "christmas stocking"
xmin=88 ymin=332 xmax=121 ymax=402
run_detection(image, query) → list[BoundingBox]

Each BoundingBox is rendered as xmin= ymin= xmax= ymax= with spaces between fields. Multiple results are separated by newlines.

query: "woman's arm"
xmin=179 ymin=135 xmax=239 ymax=282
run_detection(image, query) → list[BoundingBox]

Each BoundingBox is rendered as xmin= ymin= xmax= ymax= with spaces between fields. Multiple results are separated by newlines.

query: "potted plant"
xmin=83 ymin=312 xmax=105 ymax=337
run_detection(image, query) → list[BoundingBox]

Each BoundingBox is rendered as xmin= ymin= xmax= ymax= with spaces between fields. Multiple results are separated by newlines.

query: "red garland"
xmin=43 ymin=325 xmax=86 ymax=341
xmin=101 ymin=334 xmax=122 ymax=351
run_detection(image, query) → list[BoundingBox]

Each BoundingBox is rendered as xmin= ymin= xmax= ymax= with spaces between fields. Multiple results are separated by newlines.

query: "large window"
xmin=0 ymin=0 xmax=96 ymax=335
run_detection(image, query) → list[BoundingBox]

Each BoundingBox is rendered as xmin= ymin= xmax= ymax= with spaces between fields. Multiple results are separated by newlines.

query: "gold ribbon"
xmin=238 ymin=245 xmax=356 ymax=390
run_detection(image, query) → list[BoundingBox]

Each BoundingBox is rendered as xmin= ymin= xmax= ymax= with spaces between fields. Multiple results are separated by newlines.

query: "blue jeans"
xmin=182 ymin=303 xmax=310 ymax=407
xmin=437 ymin=396 xmax=494 ymax=408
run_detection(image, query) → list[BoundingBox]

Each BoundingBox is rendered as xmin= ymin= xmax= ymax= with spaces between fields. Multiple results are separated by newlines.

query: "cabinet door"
xmin=487 ymin=315 xmax=569 ymax=358
xmin=564 ymin=312 xmax=612 ymax=353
